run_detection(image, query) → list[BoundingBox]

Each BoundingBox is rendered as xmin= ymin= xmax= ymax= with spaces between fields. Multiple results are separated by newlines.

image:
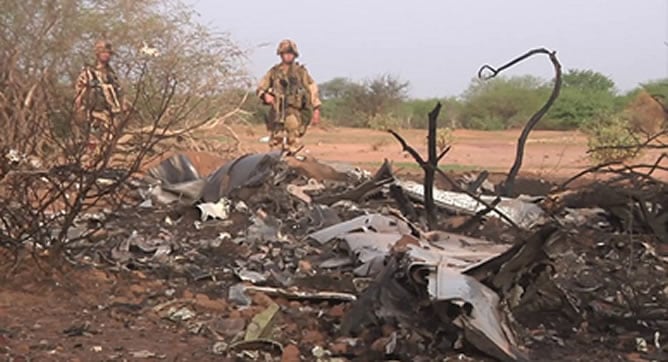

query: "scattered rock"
xmin=213 ymin=318 xmax=246 ymax=338
xmin=228 ymin=284 xmax=251 ymax=306
xmin=302 ymin=330 xmax=325 ymax=345
xmin=250 ymin=291 xmax=275 ymax=307
xmin=329 ymin=342 xmax=348 ymax=355
xmin=193 ymin=293 xmax=228 ymax=312
xmin=328 ymin=304 xmax=346 ymax=318
xmin=371 ymin=336 xmax=390 ymax=354
xmin=298 ymin=260 xmax=312 ymax=273
xmin=281 ymin=344 xmax=301 ymax=362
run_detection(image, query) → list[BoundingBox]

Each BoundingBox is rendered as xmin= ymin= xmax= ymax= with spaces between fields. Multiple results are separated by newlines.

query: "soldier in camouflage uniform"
xmin=256 ymin=39 xmax=321 ymax=152
xmin=74 ymin=40 xmax=124 ymax=163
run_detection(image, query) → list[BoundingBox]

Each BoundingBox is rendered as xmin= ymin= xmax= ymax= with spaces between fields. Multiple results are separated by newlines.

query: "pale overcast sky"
xmin=193 ymin=0 xmax=667 ymax=98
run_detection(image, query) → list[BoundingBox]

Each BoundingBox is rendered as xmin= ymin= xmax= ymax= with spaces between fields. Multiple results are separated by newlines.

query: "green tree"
xmin=549 ymin=69 xmax=617 ymax=128
xmin=562 ymin=69 xmax=616 ymax=93
xmin=319 ymin=77 xmax=358 ymax=100
xmin=460 ymin=75 xmax=550 ymax=130
xmin=318 ymin=74 xmax=409 ymax=128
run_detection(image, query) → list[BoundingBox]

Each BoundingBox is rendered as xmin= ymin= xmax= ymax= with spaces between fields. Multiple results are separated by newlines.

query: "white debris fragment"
xmin=235 ymin=268 xmax=267 ymax=283
xmin=140 ymin=41 xmax=161 ymax=57
xmin=398 ymin=180 xmax=545 ymax=229
xmin=197 ymin=198 xmax=231 ymax=221
xmin=636 ymin=337 xmax=648 ymax=352
xmin=167 ymin=306 xmax=196 ymax=322
xmin=5 ymin=149 xmax=21 ymax=163
xmin=130 ymin=350 xmax=160 ymax=358
xmin=212 ymin=341 xmax=228 ymax=355
xmin=235 ymin=201 xmax=249 ymax=212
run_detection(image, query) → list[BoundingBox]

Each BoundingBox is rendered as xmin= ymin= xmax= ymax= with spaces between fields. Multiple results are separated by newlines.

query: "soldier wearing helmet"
xmin=74 ymin=40 xmax=125 ymax=166
xmin=256 ymin=39 xmax=321 ymax=153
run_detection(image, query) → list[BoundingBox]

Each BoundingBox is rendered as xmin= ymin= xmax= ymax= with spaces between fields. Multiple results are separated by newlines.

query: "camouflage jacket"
xmin=256 ymin=62 xmax=321 ymax=110
xmin=75 ymin=64 xmax=123 ymax=114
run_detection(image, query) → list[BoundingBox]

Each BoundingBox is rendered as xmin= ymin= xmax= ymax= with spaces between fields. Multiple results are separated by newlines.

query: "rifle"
xmin=84 ymin=66 xmax=122 ymax=114
xmin=274 ymin=79 xmax=290 ymax=148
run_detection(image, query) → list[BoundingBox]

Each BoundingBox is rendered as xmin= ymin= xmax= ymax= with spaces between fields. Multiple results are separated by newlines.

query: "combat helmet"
xmin=276 ymin=39 xmax=299 ymax=57
xmin=94 ymin=40 xmax=114 ymax=55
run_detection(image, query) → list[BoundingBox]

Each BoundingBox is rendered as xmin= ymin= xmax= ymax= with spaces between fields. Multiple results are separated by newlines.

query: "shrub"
xmin=367 ymin=113 xmax=404 ymax=130
xmin=436 ymin=128 xmax=454 ymax=150
xmin=583 ymin=115 xmax=641 ymax=164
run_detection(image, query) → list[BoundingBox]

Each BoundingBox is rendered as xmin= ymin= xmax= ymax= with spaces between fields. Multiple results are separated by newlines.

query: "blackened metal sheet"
xmin=201 ymin=151 xmax=281 ymax=203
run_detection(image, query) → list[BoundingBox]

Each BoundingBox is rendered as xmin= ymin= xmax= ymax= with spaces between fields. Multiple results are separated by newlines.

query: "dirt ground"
xmin=1 ymin=126 xmax=666 ymax=361
xmin=229 ymin=125 xmax=668 ymax=180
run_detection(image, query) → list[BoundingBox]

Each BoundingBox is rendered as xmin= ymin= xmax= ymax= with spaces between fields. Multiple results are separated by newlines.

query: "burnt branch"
xmin=389 ymin=103 xmax=520 ymax=230
xmin=479 ymin=48 xmax=562 ymax=196
xmin=388 ymin=103 xmax=443 ymax=228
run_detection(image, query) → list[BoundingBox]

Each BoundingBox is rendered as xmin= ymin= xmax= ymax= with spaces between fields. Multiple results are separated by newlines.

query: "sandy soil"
xmin=228 ymin=125 xmax=667 ymax=180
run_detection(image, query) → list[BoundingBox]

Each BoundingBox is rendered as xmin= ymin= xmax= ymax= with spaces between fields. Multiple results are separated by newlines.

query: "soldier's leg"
xmin=86 ymin=111 xmax=111 ymax=167
xmin=283 ymin=114 xmax=302 ymax=151
xmin=268 ymin=121 xmax=286 ymax=149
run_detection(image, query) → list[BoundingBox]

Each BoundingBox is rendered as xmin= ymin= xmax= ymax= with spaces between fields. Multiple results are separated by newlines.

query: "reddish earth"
xmin=226 ymin=125 xmax=668 ymax=180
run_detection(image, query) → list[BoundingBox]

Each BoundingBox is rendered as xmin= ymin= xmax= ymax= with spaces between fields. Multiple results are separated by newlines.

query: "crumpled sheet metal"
xmin=147 ymin=155 xmax=206 ymax=204
xmin=148 ymin=154 xmax=200 ymax=184
xmin=150 ymin=180 xmax=207 ymax=205
xmin=420 ymin=265 xmax=524 ymax=362
xmin=398 ymin=180 xmax=545 ymax=229
xmin=307 ymin=214 xmax=412 ymax=244
xmin=314 ymin=215 xmax=523 ymax=360
xmin=410 ymin=231 xmax=512 ymax=268
xmin=111 ymin=230 xmax=172 ymax=263
xmin=202 ymin=152 xmax=281 ymax=202
xmin=146 ymin=152 xmax=281 ymax=204
xmin=340 ymin=232 xmax=414 ymax=276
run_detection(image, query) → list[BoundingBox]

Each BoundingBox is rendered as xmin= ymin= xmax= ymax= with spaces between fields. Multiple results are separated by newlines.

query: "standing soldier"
xmin=256 ymin=39 xmax=321 ymax=153
xmin=74 ymin=39 xmax=124 ymax=164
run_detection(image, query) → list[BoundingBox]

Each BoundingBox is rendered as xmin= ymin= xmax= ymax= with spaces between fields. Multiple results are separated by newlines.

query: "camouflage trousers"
xmin=268 ymin=113 xmax=303 ymax=152
xmin=83 ymin=110 xmax=115 ymax=167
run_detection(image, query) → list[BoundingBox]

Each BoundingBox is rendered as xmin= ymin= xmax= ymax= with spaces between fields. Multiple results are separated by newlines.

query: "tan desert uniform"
xmin=74 ymin=40 xmax=124 ymax=158
xmin=256 ymin=40 xmax=321 ymax=151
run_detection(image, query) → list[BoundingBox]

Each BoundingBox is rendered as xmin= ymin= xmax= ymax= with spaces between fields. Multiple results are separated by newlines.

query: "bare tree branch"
xmin=479 ymin=48 xmax=563 ymax=196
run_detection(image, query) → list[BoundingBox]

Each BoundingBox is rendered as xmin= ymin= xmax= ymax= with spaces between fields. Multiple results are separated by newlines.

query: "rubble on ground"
xmin=7 ymin=151 xmax=668 ymax=361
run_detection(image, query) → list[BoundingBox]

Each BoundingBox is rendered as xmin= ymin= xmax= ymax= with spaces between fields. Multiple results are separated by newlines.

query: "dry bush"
xmin=436 ymin=128 xmax=454 ymax=150
xmin=625 ymin=90 xmax=666 ymax=136
xmin=367 ymin=113 xmax=404 ymax=130
xmin=583 ymin=115 xmax=641 ymax=164
xmin=0 ymin=0 xmax=247 ymax=270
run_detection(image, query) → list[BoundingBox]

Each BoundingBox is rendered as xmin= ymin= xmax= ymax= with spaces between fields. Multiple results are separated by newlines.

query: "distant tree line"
xmin=243 ymin=70 xmax=667 ymax=133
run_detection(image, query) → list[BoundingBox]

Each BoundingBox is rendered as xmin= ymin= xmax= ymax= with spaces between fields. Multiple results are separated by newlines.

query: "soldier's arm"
xmin=74 ymin=69 xmax=89 ymax=110
xmin=302 ymin=67 xmax=321 ymax=109
xmin=256 ymin=70 xmax=273 ymax=99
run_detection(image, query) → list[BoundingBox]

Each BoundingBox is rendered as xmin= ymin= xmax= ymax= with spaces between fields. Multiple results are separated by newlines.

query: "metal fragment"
xmin=245 ymin=302 xmax=279 ymax=341
xmin=308 ymin=214 xmax=411 ymax=244
xmin=245 ymin=285 xmax=357 ymax=302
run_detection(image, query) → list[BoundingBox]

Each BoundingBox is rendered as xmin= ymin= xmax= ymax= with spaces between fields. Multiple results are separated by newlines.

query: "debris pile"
xmin=50 ymin=150 xmax=668 ymax=361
